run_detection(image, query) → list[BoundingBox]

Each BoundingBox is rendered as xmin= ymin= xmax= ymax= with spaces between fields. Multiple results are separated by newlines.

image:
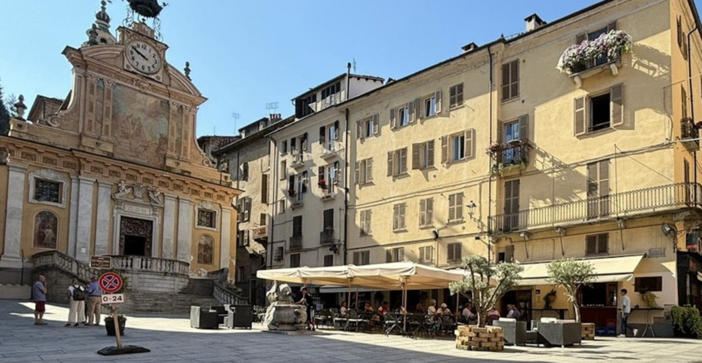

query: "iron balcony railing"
xmin=493 ymin=140 xmax=533 ymax=167
xmin=320 ymin=229 xmax=335 ymax=245
xmin=289 ymin=236 xmax=303 ymax=251
xmin=681 ymin=117 xmax=699 ymax=150
xmin=490 ymin=183 xmax=701 ymax=235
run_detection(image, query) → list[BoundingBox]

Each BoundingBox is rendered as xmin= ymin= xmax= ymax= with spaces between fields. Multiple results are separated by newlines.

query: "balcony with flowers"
xmin=486 ymin=139 xmax=534 ymax=177
xmin=556 ymin=30 xmax=632 ymax=88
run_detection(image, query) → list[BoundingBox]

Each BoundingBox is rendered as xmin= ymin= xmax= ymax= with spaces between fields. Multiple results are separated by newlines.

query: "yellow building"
xmin=341 ymin=0 xmax=702 ymax=329
xmin=0 ymin=4 xmax=240 ymax=289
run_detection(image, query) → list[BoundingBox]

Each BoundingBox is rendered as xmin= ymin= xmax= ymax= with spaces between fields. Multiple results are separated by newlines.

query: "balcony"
xmin=489 ymin=183 xmax=701 ymax=235
xmin=291 ymin=152 xmax=307 ymax=169
xmin=320 ymin=229 xmax=336 ymax=245
xmin=251 ymin=225 xmax=267 ymax=240
xmin=681 ymin=117 xmax=699 ymax=150
xmin=289 ymin=236 xmax=303 ymax=251
xmin=487 ymin=139 xmax=533 ymax=177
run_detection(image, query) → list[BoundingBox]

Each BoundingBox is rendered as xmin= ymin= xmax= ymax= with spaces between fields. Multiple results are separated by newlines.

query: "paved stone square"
xmin=1 ymin=300 xmax=701 ymax=363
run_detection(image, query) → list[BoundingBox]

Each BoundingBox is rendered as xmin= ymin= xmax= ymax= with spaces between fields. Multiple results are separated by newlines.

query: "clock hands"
xmin=131 ymin=46 xmax=148 ymax=61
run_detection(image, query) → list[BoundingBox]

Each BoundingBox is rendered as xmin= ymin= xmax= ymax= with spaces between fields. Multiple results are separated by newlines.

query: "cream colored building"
xmin=0 ymin=5 xmax=240 ymax=285
xmin=268 ymin=72 xmax=383 ymax=270
xmin=342 ymin=0 xmax=702 ymax=328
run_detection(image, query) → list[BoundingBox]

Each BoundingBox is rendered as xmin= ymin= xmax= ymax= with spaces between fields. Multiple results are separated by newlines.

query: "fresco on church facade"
xmin=33 ymin=211 xmax=58 ymax=249
xmin=112 ymin=84 xmax=169 ymax=167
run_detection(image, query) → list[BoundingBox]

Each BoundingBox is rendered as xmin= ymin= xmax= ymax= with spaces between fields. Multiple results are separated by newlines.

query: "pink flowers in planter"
xmin=557 ymin=30 xmax=632 ymax=74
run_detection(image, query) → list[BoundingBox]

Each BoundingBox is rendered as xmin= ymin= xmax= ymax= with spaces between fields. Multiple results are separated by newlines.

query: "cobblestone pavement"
xmin=1 ymin=300 xmax=701 ymax=363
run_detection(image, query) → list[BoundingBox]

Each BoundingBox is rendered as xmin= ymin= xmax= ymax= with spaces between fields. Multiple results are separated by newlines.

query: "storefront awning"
xmin=245 ymin=241 xmax=266 ymax=256
xmin=516 ymin=254 xmax=644 ymax=286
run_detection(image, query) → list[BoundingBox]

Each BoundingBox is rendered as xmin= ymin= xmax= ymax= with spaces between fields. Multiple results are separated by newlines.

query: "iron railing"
xmin=493 ymin=140 xmax=533 ymax=168
xmin=681 ymin=117 xmax=699 ymax=149
xmin=289 ymin=236 xmax=303 ymax=251
xmin=490 ymin=183 xmax=701 ymax=234
xmin=320 ymin=229 xmax=335 ymax=245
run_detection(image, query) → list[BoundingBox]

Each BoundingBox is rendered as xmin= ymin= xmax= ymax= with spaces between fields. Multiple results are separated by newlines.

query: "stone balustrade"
xmin=108 ymin=255 xmax=190 ymax=277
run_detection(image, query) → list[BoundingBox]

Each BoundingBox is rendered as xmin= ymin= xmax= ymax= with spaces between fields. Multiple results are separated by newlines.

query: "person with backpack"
xmin=65 ymin=279 xmax=86 ymax=327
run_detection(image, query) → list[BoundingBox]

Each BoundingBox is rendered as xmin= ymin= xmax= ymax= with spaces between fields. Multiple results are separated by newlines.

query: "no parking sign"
xmin=99 ymin=272 xmax=123 ymax=294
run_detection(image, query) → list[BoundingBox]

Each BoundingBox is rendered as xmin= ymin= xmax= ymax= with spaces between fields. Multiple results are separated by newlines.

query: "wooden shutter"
xmin=356 ymin=120 xmax=363 ymax=140
xmin=607 ymin=20 xmax=617 ymax=32
xmin=464 ymin=129 xmax=474 ymax=159
xmin=598 ymin=234 xmax=608 ymax=253
xmin=324 ymin=209 xmax=334 ymax=230
xmin=334 ymin=121 xmax=340 ymax=140
xmin=574 ymin=96 xmax=587 ymax=136
xmin=427 ymin=140 xmax=435 ymax=168
xmin=354 ymin=161 xmax=360 ymax=185
xmin=373 ymin=114 xmax=380 ymax=135
xmin=441 ymin=136 xmax=448 ymax=164
xmin=288 ymin=175 xmax=295 ymax=191
xmin=359 ymin=210 xmax=366 ymax=234
xmin=301 ymin=171 xmax=308 ymax=193
xmin=302 ymin=133 xmax=308 ymax=151
xmin=390 ymin=108 xmax=396 ymax=129
xmin=435 ymin=89 xmax=442 ymax=114
xmin=400 ymin=148 xmax=408 ymax=174
xmin=293 ymin=215 xmax=302 ymax=237
xmin=448 ymin=194 xmax=456 ymax=221
xmin=400 ymin=204 xmax=406 ymax=229
xmin=610 ymin=84 xmax=624 ymax=127
xmin=456 ymin=194 xmax=463 ymax=220
xmin=510 ymin=60 xmax=519 ymax=99
xmin=398 ymin=247 xmax=405 ymax=261
xmin=290 ymin=137 xmax=296 ymax=150
xmin=392 ymin=204 xmax=399 ymax=231
xmin=318 ymin=166 xmax=325 ymax=183
xmin=319 ymin=126 xmax=326 ymax=144
xmin=386 ymin=249 xmax=393 ymax=262
xmin=366 ymin=158 xmax=373 ymax=182
xmin=505 ymin=244 xmax=514 ymax=262
xmin=412 ymin=98 xmax=420 ymax=123
xmin=501 ymin=63 xmax=510 ymax=101
xmin=412 ymin=143 xmax=421 ymax=170
xmin=586 ymin=235 xmax=597 ymax=254
xmin=261 ymin=174 xmax=268 ymax=204
xmin=518 ymin=114 xmax=529 ymax=141
xmin=419 ymin=199 xmax=426 ymax=226
xmin=496 ymin=121 xmax=504 ymax=144
xmin=426 ymin=198 xmax=433 ymax=226
xmin=366 ymin=210 xmax=372 ymax=234
xmin=576 ymin=33 xmax=586 ymax=44
xmin=600 ymin=160 xmax=610 ymax=216
xmin=387 ymin=151 xmax=394 ymax=176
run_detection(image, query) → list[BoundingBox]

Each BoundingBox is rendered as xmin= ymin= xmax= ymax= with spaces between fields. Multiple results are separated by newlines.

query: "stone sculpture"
xmin=263 ymin=281 xmax=306 ymax=331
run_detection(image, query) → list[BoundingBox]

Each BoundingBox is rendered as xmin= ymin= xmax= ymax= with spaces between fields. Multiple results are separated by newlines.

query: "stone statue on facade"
xmin=263 ymin=281 xmax=306 ymax=331
xmin=133 ymin=184 xmax=145 ymax=199
xmin=114 ymin=180 xmax=132 ymax=199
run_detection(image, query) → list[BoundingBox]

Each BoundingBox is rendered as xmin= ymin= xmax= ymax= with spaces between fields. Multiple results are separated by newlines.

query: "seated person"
xmin=377 ymin=301 xmax=390 ymax=317
xmin=339 ymin=301 xmax=348 ymax=317
xmin=363 ymin=301 xmax=375 ymax=314
xmin=437 ymin=303 xmax=452 ymax=316
xmin=415 ymin=302 xmax=425 ymax=314
xmin=486 ymin=308 xmax=500 ymax=326
xmin=506 ymin=304 xmax=521 ymax=320
xmin=426 ymin=300 xmax=437 ymax=316
xmin=462 ymin=303 xmax=477 ymax=324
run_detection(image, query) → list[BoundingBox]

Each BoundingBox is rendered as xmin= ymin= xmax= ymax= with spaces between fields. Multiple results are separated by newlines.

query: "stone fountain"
xmin=263 ymin=282 xmax=307 ymax=331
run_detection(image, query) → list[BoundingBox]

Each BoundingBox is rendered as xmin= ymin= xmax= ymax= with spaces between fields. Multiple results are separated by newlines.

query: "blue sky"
xmin=0 ymin=0 xmax=696 ymax=137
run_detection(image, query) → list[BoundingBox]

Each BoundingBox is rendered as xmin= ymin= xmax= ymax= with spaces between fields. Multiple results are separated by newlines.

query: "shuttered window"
xmin=323 ymin=208 xmax=334 ymax=230
xmin=448 ymin=193 xmax=463 ymax=223
xmin=357 ymin=114 xmax=380 ymax=139
xmin=419 ymin=246 xmax=434 ymax=263
xmin=449 ymin=83 xmax=464 ymax=108
xmin=290 ymin=253 xmax=301 ymax=268
xmin=360 ymin=210 xmax=372 ymax=236
xmin=387 ymin=148 xmax=408 ymax=177
xmin=442 ymin=129 xmax=475 ymax=164
xmin=574 ymin=84 xmax=624 ymax=136
xmin=353 ymin=251 xmax=370 ymax=265
xmin=504 ymin=180 xmax=520 ymax=230
xmin=419 ymin=198 xmax=434 ymax=227
xmin=355 ymin=158 xmax=373 ymax=185
xmin=447 ymin=243 xmax=462 ymax=262
xmin=261 ymin=174 xmax=268 ymax=204
xmin=393 ymin=203 xmax=407 ymax=231
xmin=324 ymin=255 xmax=334 ymax=267
xmin=587 ymin=160 xmax=610 ymax=218
xmin=586 ymin=234 xmax=608 ymax=255
xmin=386 ymin=247 xmax=405 ymax=262
xmin=412 ymin=140 xmax=435 ymax=170
xmin=501 ymin=59 xmax=519 ymax=101
xmin=292 ymin=216 xmax=303 ymax=237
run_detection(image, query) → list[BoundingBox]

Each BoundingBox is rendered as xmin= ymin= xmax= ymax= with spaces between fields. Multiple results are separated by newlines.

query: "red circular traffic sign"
xmin=99 ymin=272 xmax=123 ymax=293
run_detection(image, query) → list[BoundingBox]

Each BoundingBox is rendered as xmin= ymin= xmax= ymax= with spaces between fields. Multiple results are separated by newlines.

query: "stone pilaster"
xmin=162 ymin=194 xmax=177 ymax=259
xmin=67 ymin=176 xmax=79 ymax=258
xmin=176 ymin=198 xmax=193 ymax=263
xmin=0 ymin=164 xmax=27 ymax=269
xmin=220 ymin=207 xmax=232 ymax=271
xmin=75 ymin=177 xmax=95 ymax=263
xmin=94 ymin=181 xmax=112 ymax=255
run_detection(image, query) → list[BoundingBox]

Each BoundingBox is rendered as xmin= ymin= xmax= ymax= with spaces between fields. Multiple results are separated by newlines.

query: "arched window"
xmin=197 ymin=235 xmax=214 ymax=265
xmin=34 ymin=211 xmax=59 ymax=249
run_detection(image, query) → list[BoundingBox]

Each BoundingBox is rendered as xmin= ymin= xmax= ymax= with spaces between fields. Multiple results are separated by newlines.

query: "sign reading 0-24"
xmin=126 ymin=40 xmax=162 ymax=75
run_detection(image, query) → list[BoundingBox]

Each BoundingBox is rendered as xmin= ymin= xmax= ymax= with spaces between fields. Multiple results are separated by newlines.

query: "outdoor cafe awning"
xmin=515 ymin=254 xmax=645 ymax=286
xmin=256 ymin=265 xmax=353 ymax=286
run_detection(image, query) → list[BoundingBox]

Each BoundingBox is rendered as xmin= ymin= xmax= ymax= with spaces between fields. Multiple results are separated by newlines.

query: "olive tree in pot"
xmin=546 ymin=258 xmax=596 ymax=322
xmin=449 ymin=255 xmax=523 ymax=326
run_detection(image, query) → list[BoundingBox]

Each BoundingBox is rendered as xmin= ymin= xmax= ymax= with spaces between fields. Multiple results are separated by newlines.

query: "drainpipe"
xmin=268 ymin=136 xmax=278 ymax=271
xmin=343 ymin=63 xmax=351 ymax=266
xmin=487 ymin=46 xmax=495 ymax=264
xmin=688 ymin=25 xmax=699 ymax=200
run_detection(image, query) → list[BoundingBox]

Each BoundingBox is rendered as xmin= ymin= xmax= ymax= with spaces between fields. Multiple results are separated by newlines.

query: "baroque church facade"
xmin=0 ymin=2 xmax=240 ymax=283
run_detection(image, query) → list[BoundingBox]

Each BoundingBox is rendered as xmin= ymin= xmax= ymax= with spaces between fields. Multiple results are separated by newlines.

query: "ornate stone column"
xmin=162 ymin=194 xmax=177 ymax=259
xmin=0 ymin=164 xmax=27 ymax=269
xmin=94 ymin=181 xmax=112 ymax=256
xmin=176 ymin=198 xmax=193 ymax=263
xmin=75 ymin=177 xmax=95 ymax=263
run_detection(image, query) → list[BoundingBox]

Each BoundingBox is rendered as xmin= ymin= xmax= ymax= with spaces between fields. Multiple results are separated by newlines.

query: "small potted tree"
xmin=104 ymin=314 xmax=127 ymax=336
xmin=546 ymin=258 xmax=595 ymax=323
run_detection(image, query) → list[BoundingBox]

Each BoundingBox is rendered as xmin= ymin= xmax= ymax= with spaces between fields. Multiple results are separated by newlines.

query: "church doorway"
xmin=119 ymin=216 xmax=153 ymax=256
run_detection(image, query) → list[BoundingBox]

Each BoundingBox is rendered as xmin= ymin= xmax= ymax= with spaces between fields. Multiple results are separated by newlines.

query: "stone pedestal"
xmin=265 ymin=303 xmax=307 ymax=331
xmin=582 ymin=322 xmax=595 ymax=340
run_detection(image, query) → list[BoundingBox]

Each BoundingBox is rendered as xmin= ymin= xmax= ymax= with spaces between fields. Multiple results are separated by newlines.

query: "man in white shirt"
xmin=619 ymin=289 xmax=638 ymax=337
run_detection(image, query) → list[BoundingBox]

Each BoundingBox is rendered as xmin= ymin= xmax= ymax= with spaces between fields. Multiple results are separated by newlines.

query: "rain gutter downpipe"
xmin=487 ymin=46 xmax=495 ymax=264
xmin=343 ymin=62 xmax=351 ymax=265
xmin=688 ymin=25 xmax=699 ymax=200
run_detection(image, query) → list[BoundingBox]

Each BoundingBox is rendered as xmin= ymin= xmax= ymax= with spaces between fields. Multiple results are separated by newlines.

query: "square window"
xmin=586 ymin=234 xmax=608 ymax=255
xmin=449 ymin=83 xmax=464 ymax=108
xmin=399 ymin=106 xmax=410 ymax=126
xmin=197 ymin=209 xmax=216 ymax=229
xmin=353 ymin=251 xmax=370 ymax=265
xmin=365 ymin=119 xmax=375 ymax=138
xmin=447 ymin=243 xmax=462 ymax=261
xmin=424 ymin=96 xmax=436 ymax=117
xmin=324 ymin=255 xmax=334 ymax=267
xmin=590 ymin=93 xmax=611 ymax=131
xmin=392 ymin=203 xmax=406 ymax=231
xmin=452 ymin=134 xmax=465 ymax=161
xmin=34 ymin=179 xmax=61 ymax=203
xmin=290 ymin=253 xmax=300 ymax=268
xmin=634 ymin=276 xmax=662 ymax=292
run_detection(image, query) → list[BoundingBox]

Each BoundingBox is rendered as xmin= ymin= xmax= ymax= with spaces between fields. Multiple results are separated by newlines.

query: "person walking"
xmin=85 ymin=276 xmax=103 ymax=326
xmin=65 ymin=279 xmax=86 ymax=327
xmin=619 ymin=289 xmax=638 ymax=337
xmin=296 ymin=287 xmax=314 ymax=331
xmin=32 ymin=275 xmax=48 ymax=325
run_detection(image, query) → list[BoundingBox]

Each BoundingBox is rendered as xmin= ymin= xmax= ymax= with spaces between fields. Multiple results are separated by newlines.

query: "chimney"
xmin=269 ymin=113 xmax=282 ymax=122
xmin=525 ymin=13 xmax=546 ymax=32
xmin=461 ymin=42 xmax=478 ymax=53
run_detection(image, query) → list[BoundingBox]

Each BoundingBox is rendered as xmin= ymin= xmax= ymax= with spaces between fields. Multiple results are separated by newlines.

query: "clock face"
xmin=126 ymin=41 xmax=162 ymax=75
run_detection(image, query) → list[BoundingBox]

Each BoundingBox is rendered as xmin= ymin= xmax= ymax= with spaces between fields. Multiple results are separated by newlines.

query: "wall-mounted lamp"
xmin=329 ymin=243 xmax=341 ymax=254
xmin=432 ymin=230 xmax=440 ymax=240
xmin=617 ymin=218 xmax=626 ymax=229
xmin=467 ymin=200 xmax=477 ymax=217
xmin=556 ymin=227 xmax=566 ymax=236
xmin=661 ymin=223 xmax=676 ymax=236
xmin=519 ymin=231 xmax=531 ymax=241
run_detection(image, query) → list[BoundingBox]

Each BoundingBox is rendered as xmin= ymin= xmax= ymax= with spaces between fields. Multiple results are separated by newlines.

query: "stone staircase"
xmin=30 ymin=251 xmax=238 ymax=314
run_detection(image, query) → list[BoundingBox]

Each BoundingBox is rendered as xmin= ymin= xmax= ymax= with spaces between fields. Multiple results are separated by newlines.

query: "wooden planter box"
xmin=455 ymin=325 xmax=505 ymax=352
xmin=581 ymin=323 xmax=595 ymax=340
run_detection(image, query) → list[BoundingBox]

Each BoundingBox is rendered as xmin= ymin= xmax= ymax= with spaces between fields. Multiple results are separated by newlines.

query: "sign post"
xmin=90 ymin=256 xmax=112 ymax=269
xmin=96 ymin=272 xmax=149 ymax=356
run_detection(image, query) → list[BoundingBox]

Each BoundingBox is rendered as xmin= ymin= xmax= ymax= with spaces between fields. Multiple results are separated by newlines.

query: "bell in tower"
xmin=127 ymin=0 xmax=165 ymax=18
